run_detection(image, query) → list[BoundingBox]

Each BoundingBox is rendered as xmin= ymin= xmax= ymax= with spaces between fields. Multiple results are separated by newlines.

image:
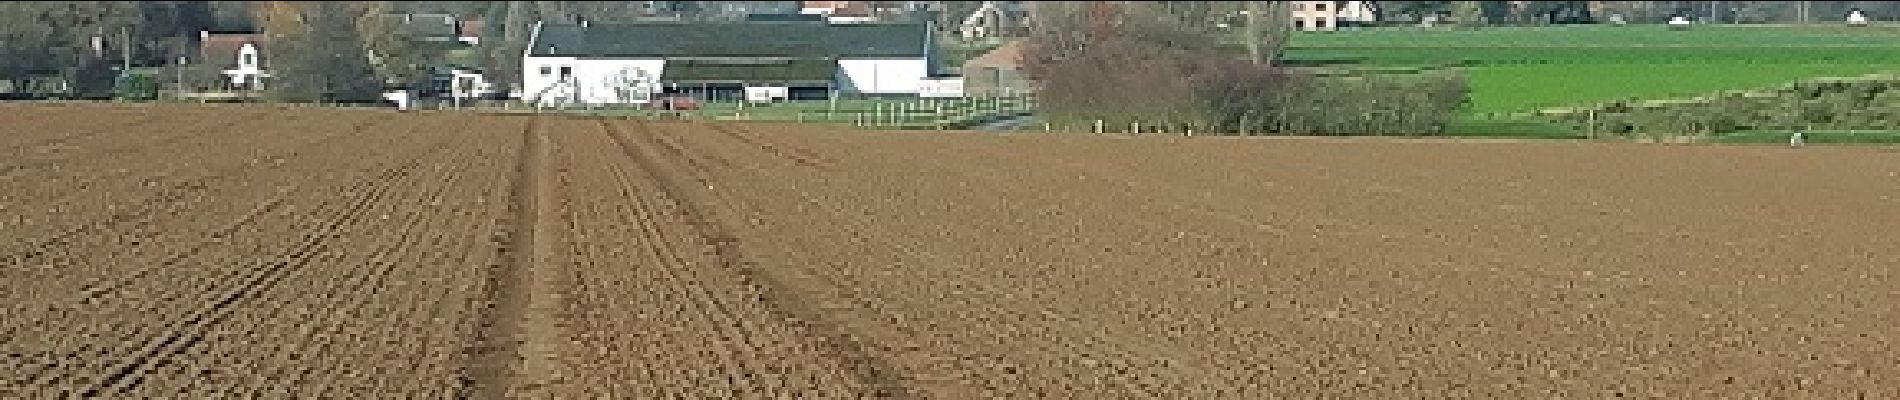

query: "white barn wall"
xmin=836 ymin=59 xmax=930 ymax=95
xmin=522 ymin=57 xmax=666 ymax=105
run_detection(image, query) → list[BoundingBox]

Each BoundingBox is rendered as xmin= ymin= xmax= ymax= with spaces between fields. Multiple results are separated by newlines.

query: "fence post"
xmin=1588 ymin=110 xmax=1598 ymax=139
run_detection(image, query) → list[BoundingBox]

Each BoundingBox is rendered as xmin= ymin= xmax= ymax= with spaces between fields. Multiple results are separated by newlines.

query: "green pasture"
xmin=1287 ymin=24 xmax=1900 ymax=119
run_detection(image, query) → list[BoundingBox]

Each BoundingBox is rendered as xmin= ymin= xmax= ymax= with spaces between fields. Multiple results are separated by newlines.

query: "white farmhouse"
xmin=199 ymin=31 xmax=268 ymax=90
xmin=521 ymin=20 xmax=935 ymax=106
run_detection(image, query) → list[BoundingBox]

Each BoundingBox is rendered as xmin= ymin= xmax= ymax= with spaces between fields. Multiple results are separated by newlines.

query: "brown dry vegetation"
xmin=3 ymin=104 xmax=1899 ymax=398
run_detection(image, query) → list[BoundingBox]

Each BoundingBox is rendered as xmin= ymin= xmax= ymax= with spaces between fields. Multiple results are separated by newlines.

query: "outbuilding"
xmin=522 ymin=20 xmax=935 ymax=106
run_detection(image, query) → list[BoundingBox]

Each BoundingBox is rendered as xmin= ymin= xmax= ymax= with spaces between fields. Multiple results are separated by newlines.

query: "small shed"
xmin=959 ymin=39 xmax=1030 ymax=97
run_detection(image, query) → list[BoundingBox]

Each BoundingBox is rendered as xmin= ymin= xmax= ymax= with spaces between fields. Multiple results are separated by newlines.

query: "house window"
xmin=1293 ymin=3 xmax=1306 ymax=11
xmin=241 ymin=53 xmax=254 ymax=66
xmin=1294 ymin=19 xmax=1307 ymax=30
xmin=1315 ymin=3 xmax=1329 ymax=12
xmin=559 ymin=66 xmax=572 ymax=77
xmin=540 ymin=66 xmax=552 ymax=76
xmin=1319 ymin=19 xmax=1331 ymax=29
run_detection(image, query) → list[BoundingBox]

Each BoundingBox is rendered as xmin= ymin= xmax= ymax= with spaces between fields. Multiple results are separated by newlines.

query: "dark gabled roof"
xmin=529 ymin=21 xmax=928 ymax=58
xmin=199 ymin=32 xmax=264 ymax=67
xmin=395 ymin=14 xmax=458 ymax=38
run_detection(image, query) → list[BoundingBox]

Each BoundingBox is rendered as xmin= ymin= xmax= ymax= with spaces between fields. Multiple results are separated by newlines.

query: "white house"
xmin=199 ymin=31 xmax=268 ymax=90
xmin=1290 ymin=1 xmax=1338 ymax=31
xmin=958 ymin=1 xmax=1008 ymax=40
xmin=1336 ymin=1 xmax=1376 ymax=28
xmin=522 ymin=20 xmax=935 ymax=106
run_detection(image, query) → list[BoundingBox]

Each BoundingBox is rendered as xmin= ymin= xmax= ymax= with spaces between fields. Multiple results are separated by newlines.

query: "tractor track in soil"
xmin=603 ymin=120 xmax=911 ymax=398
xmin=465 ymin=115 xmax=544 ymax=400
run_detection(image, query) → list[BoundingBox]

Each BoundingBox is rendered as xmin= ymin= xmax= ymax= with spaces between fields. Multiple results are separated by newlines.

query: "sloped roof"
xmin=528 ymin=21 xmax=928 ymax=58
xmin=460 ymin=20 xmax=485 ymax=38
xmin=963 ymin=39 xmax=1026 ymax=71
xmin=199 ymin=32 xmax=264 ymax=66
xmin=396 ymin=14 xmax=457 ymax=38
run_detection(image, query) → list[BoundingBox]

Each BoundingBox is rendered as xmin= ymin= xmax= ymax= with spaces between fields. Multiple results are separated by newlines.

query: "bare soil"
xmin=4 ymin=105 xmax=1898 ymax=398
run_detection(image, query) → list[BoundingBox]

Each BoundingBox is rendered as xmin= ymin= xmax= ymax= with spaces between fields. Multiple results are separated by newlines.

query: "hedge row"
xmin=1539 ymin=74 xmax=1900 ymax=136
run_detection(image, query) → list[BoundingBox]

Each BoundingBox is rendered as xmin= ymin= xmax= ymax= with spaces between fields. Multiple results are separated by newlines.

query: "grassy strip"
xmin=1711 ymin=130 xmax=1900 ymax=144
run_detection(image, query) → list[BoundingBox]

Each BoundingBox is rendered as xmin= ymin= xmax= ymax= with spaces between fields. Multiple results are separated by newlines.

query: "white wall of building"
xmin=522 ymin=57 xmax=666 ymax=106
xmin=1291 ymin=1 xmax=1339 ymax=31
xmin=835 ymin=58 xmax=930 ymax=95
xmin=1338 ymin=1 xmax=1375 ymax=24
xmin=223 ymin=43 xmax=266 ymax=88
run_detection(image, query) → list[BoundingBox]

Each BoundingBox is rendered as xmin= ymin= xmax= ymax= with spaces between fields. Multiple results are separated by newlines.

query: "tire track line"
xmin=680 ymin=128 xmax=1235 ymax=395
xmin=589 ymin=122 xmax=765 ymax=395
xmin=9 ymin=115 xmax=402 ymax=304
xmin=703 ymin=123 xmax=834 ymax=169
xmin=469 ymin=116 xmax=552 ymax=400
xmin=47 ymin=119 xmax=457 ymax=396
xmin=76 ymin=145 xmax=444 ymax=397
xmin=603 ymin=120 xmax=912 ymax=398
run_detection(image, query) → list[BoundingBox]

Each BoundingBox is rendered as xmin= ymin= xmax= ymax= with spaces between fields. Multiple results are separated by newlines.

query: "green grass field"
xmin=1287 ymin=25 xmax=1900 ymax=119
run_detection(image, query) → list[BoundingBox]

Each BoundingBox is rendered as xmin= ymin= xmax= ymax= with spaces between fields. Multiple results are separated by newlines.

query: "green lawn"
xmin=1464 ymin=64 xmax=1900 ymax=115
xmin=1292 ymin=24 xmax=1900 ymax=48
xmin=1287 ymin=24 xmax=1900 ymax=118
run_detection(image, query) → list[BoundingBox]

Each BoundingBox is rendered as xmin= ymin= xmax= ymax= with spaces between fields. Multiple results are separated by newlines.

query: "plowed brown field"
xmin=4 ymin=104 xmax=1899 ymax=398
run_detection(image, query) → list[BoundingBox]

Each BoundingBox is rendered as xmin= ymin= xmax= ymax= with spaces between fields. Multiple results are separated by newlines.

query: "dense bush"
xmin=1034 ymin=45 xmax=1469 ymax=136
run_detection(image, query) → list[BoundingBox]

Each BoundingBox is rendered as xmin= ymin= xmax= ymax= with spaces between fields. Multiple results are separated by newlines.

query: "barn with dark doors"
xmin=522 ymin=20 xmax=936 ymax=106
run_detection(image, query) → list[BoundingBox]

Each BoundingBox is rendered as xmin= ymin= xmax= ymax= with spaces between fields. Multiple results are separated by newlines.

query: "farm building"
xmin=960 ymin=39 xmax=1030 ymax=97
xmin=198 ymin=31 xmax=268 ymax=90
xmin=1291 ymin=1 xmax=1375 ymax=31
xmin=521 ymin=20 xmax=935 ymax=106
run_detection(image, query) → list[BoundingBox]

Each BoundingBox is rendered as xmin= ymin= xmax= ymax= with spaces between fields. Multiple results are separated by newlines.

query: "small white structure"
xmin=1848 ymin=10 xmax=1870 ymax=26
xmin=1668 ymin=15 xmax=1692 ymax=29
xmin=226 ymin=43 xmax=265 ymax=87
xmin=917 ymin=77 xmax=965 ymax=98
xmin=382 ymin=90 xmax=413 ymax=110
xmin=745 ymin=86 xmax=789 ymax=103
xmin=958 ymin=1 xmax=1008 ymax=40
xmin=434 ymin=67 xmax=496 ymax=101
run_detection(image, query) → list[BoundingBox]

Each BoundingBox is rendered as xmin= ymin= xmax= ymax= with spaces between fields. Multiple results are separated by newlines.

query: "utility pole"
xmin=121 ymin=27 xmax=132 ymax=73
